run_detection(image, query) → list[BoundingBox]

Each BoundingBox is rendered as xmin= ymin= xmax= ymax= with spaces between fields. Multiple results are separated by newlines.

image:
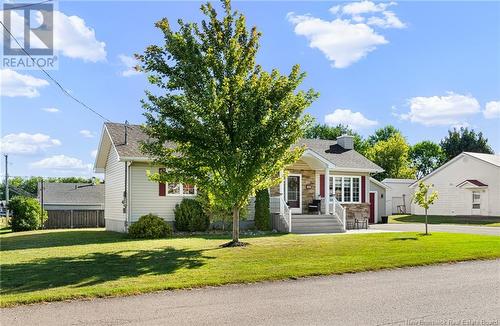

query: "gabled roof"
xmin=42 ymin=183 xmax=104 ymax=205
xmin=456 ymin=179 xmax=488 ymax=188
xmin=410 ymin=152 xmax=500 ymax=187
xmin=382 ymin=178 xmax=416 ymax=184
xmin=370 ymin=177 xmax=390 ymax=190
xmin=95 ymin=122 xmax=383 ymax=173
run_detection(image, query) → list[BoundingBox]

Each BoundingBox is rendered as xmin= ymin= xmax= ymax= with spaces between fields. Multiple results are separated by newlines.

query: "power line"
xmin=0 ymin=20 xmax=111 ymax=122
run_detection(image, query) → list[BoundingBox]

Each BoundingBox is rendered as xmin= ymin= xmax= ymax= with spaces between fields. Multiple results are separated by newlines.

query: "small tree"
xmin=413 ymin=181 xmax=438 ymax=235
xmin=8 ymin=196 xmax=46 ymax=232
xmin=139 ymin=0 xmax=317 ymax=246
xmin=254 ymin=189 xmax=270 ymax=230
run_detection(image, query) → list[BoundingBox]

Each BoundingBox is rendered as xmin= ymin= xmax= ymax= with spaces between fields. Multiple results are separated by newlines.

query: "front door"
xmin=286 ymin=175 xmax=301 ymax=213
xmin=369 ymin=192 xmax=376 ymax=224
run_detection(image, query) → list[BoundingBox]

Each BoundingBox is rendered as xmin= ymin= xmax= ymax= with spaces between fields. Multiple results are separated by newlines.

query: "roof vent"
xmin=337 ymin=135 xmax=354 ymax=150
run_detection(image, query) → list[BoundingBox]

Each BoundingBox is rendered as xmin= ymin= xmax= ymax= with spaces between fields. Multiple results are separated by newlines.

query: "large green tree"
xmin=138 ymin=0 xmax=317 ymax=245
xmin=304 ymin=123 xmax=369 ymax=155
xmin=367 ymin=133 xmax=416 ymax=181
xmin=410 ymin=141 xmax=445 ymax=179
xmin=367 ymin=125 xmax=400 ymax=146
xmin=440 ymin=127 xmax=494 ymax=161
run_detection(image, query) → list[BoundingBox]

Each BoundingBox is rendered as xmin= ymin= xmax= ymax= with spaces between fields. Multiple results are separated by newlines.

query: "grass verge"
xmin=1 ymin=229 xmax=499 ymax=307
xmin=389 ymin=214 xmax=500 ymax=227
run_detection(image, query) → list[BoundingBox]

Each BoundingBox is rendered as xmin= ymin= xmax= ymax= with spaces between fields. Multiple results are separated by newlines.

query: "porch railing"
xmin=270 ymin=196 xmax=292 ymax=233
xmin=329 ymin=196 xmax=346 ymax=230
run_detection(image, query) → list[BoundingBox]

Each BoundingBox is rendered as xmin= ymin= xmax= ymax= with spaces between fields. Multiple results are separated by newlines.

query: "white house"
xmin=94 ymin=122 xmax=384 ymax=233
xmin=409 ymin=152 xmax=500 ymax=217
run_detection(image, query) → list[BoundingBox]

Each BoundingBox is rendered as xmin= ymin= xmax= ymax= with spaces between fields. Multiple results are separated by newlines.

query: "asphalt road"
xmin=1 ymin=260 xmax=499 ymax=326
xmin=370 ymin=223 xmax=500 ymax=236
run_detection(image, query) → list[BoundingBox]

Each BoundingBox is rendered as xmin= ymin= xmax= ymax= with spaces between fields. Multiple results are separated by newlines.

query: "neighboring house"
xmin=94 ymin=122 xmax=384 ymax=233
xmin=369 ymin=177 xmax=389 ymax=223
xmin=382 ymin=178 xmax=416 ymax=215
xmin=409 ymin=152 xmax=500 ymax=217
xmin=39 ymin=182 xmax=105 ymax=228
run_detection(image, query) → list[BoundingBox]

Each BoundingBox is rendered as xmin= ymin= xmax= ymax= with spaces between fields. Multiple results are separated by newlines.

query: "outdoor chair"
xmin=307 ymin=199 xmax=321 ymax=214
xmin=354 ymin=212 xmax=368 ymax=229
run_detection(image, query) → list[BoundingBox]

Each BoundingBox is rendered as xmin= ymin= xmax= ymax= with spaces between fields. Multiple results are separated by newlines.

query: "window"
xmin=167 ymin=183 xmax=180 ymax=195
xmin=328 ymin=176 xmax=361 ymax=203
xmin=472 ymin=191 xmax=480 ymax=209
xmin=183 ymin=184 xmax=195 ymax=195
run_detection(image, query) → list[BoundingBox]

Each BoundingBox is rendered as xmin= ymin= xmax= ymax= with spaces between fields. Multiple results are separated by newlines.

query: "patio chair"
xmin=307 ymin=199 xmax=321 ymax=214
xmin=354 ymin=212 xmax=368 ymax=229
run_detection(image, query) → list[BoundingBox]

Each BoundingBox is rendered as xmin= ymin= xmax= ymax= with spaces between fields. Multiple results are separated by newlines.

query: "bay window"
xmin=329 ymin=176 xmax=361 ymax=203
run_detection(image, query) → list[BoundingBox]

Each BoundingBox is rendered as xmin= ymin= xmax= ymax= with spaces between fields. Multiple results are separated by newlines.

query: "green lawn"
xmin=390 ymin=214 xmax=500 ymax=227
xmin=1 ymin=229 xmax=499 ymax=307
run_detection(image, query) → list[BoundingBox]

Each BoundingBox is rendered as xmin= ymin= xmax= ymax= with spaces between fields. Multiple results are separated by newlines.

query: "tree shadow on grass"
xmin=0 ymin=230 xmax=128 ymax=251
xmin=0 ymin=247 xmax=213 ymax=295
xmin=390 ymin=237 xmax=419 ymax=241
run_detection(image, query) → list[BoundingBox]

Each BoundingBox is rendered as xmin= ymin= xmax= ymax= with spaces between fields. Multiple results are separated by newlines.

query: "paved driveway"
xmin=2 ymin=260 xmax=499 ymax=326
xmin=371 ymin=223 xmax=500 ymax=236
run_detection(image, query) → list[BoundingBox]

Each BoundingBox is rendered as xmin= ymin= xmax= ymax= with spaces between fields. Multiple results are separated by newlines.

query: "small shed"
xmin=382 ymin=178 xmax=416 ymax=215
xmin=39 ymin=183 xmax=105 ymax=228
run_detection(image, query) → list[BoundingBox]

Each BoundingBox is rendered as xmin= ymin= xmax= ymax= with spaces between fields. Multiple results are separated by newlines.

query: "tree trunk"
xmin=232 ymin=206 xmax=240 ymax=243
xmin=425 ymin=208 xmax=428 ymax=235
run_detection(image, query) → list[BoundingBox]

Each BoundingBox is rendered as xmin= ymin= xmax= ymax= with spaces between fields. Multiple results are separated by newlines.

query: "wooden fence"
xmin=44 ymin=210 xmax=105 ymax=229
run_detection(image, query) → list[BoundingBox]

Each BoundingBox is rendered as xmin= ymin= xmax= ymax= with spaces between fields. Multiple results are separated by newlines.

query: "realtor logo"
xmin=2 ymin=2 xmax=58 ymax=69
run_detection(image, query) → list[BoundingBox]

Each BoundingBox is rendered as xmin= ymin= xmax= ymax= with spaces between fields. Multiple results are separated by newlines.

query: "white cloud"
xmin=325 ymin=109 xmax=378 ymax=130
xmin=91 ymin=149 xmax=98 ymax=158
xmin=42 ymin=107 xmax=59 ymax=113
xmin=1 ymin=10 xmax=106 ymax=62
xmin=287 ymin=14 xmax=387 ymax=68
xmin=79 ymin=129 xmax=95 ymax=138
xmin=288 ymin=2 xmax=405 ymax=68
xmin=367 ymin=11 xmax=406 ymax=29
xmin=341 ymin=1 xmax=392 ymax=15
xmin=0 ymin=69 xmax=49 ymax=97
xmin=0 ymin=132 xmax=61 ymax=155
xmin=401 ymin=92 xmax=480 ymax=126
xmin=483 ymin=101 xmax=500 ymax=119
xmin=118 ymin=54 xmax=141 ymax=77
xmin=30 ymin=155 xmax=92 ymax=173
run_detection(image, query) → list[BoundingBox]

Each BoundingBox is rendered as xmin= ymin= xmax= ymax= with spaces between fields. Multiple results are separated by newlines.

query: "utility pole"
xmin=4 ymin=154 xmax=9 ymax=219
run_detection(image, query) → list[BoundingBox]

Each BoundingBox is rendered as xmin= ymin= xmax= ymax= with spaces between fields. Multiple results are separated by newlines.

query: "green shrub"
xmin=128 ymin=214 xmax=173 ymax=239
xmin=8 ymin=196 xmax=45 ymax=232
xmin=254 ymin=189 xmax=271 ymax=230
xmin=174 ymin=198 xmax=210 ymax=232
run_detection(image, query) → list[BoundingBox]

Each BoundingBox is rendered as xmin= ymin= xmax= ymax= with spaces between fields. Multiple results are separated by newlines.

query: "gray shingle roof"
xmin=104 ymin=122 xmax=382 ymax=172
xmin=42 ymin=183 xmax=104 ymax=205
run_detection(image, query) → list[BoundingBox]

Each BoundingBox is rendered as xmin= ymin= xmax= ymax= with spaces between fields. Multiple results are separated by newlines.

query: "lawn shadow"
xmin=391 ymin=214 xmax=500 ymax=226
xmin=0 ymin=230 xmax=129 ymax=251
xmin=0 ymin=246 xmax=213 ymax=295
xmin=390 ymin=237 xmax=419 ymax=241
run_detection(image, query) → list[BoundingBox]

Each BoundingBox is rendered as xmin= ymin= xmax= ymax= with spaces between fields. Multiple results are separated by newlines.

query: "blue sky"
xmin=1 ymin=0 xmax=499 ymax=178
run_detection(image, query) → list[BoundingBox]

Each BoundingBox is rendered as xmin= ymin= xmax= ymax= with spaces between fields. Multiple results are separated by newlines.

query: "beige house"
xmin=95 ymin=122 xmax=384 ymax=233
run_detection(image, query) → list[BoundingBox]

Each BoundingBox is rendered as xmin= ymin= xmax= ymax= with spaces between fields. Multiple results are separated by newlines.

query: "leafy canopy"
xmin=367 ymin=132 xmax=416 ymax=181
xmin=367 ymin=125 xmax=400 ymax=146
xmin=413 ymin=181 xmax=438 ymax=210
xmin=410 ymin=141 xmax=445 ymax=179
xmin=138 ymin=1 xmax=317 ymax=215
xmin=440 ymin=127 xmax=493 ymax=162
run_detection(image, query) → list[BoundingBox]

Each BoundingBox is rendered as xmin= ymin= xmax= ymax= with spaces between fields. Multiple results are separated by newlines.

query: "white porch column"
xmin=324 ymin=168 xmax=330 ymax=215
xmin=279 ymin=170 xmax=285 ymax=215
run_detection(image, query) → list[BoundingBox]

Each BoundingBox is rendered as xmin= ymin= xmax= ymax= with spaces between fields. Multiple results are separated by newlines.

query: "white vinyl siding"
xmin=411 ymin=155 xmax=500 ymax=216
xmin=104 ymin=147 xmax=126 ymax=232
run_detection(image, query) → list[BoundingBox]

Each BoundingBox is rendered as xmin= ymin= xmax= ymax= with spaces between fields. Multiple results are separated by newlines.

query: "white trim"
xmin=369 ymin=190 xmax=378 ymax=223
xmin=331 ymin=167 xmax=383 ymax=173
xmin=165 ymin=183 xmax=198 ymax=196
xmin=285 ymin=173 xmax=302 ymax=214
xmin=370 ymin=177 xmax=390 ymax=190
xmin=302 ymin=149 xmax=335 ymax=168
xmin=456 ymin=180 xmax=488 ymax=189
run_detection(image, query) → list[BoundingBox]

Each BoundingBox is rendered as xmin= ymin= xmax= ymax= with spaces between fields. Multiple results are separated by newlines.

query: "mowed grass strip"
xmin=1 ymin=229 xmax=499 ymax=306
xmin=390 ymin=214 xmax=500 ymax=227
